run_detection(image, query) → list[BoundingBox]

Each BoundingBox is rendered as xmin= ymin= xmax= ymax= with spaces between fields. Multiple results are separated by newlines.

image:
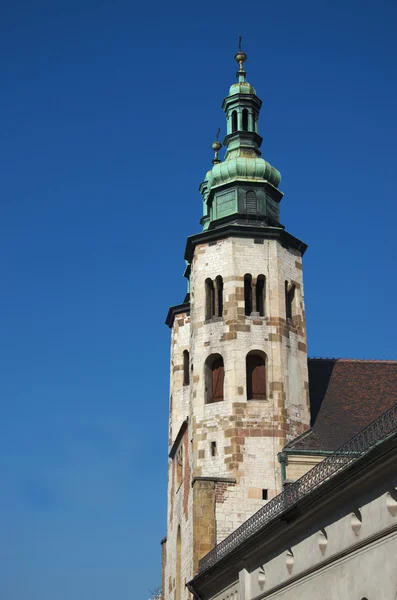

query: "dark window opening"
xmin=232 ymin=110 xmax=238 ymax=133
xmin=252 ymin=111 xmax=256 ymax=131
xmin=215 ymin=275 xmax=223 ymax=317
xmin=246 ymin=190 xmax=257 ymax=214
xmin=244 ymin=274 xmax=252 ymax=315
xmin=183 ymin=350 xmax=190 ymax=386
xmin=262 ymin=489 xmax=268 ymax=500
xmin=211 ymin=442 xmax=217 ymax=457
xmin=242 ymin=109 xmax=248 ymax=131
xmin=205 ymin=354 xmax=224 ymax=403
xmin=206 ymin=277 xmax=223 ymax=319
xmin=256 ymin=275 xmax=265 ymax=317
xmin=246 ymin=352 xmax=266 ymax=400
xmin=205 ymin=278 xmax=215 ymax=320
xmin=285 ymin=281 xmax=295 ymax=320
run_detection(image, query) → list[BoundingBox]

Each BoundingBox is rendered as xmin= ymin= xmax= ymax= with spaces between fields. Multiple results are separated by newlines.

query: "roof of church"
xmin=286 ymin=358 xmax=397 ymax=452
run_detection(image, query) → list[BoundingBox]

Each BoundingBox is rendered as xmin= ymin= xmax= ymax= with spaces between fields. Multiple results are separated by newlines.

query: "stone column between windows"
xmin=237 ymin=109 xmax=242 ymax=131
xmin=214 ymin=285 xmax=219 ymax=318
xmin=227 ymin=113 xmax=231 ymax=135
xmin=252 ymin=279 xmax=257 ymax=313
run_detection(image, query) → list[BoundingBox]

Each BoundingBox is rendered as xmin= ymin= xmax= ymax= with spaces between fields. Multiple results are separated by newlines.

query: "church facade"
xmin=161 ymin=48 xmax=397 ymax=600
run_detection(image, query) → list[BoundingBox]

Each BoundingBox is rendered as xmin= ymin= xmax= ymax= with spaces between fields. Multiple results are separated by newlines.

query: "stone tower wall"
xmin=164 ymin=311 xmax=193 ymax=600
xmin=164 ymin=235 xmax=311 ymax=597
xmin=168 ymin=313 xmax=190 ymax=446
xmin=189 ymin=236 xmax=310 ymax=541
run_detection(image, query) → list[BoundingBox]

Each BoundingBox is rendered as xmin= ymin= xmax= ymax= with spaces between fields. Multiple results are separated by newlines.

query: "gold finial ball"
xmin=211 ymin=140 xmax=222 ymax=151
xmin=234 ymin=50 xmax=247 ymax=64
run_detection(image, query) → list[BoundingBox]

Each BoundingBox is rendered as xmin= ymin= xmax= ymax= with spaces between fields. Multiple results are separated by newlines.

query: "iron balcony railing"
xmin=198 ymin=401 xmax=397 ymax=573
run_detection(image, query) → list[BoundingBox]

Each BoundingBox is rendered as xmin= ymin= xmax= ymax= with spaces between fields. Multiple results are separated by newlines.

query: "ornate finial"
xmin=234 ymin=36 xmax=247 ymax=82
xmin=211 ymin=128 xmax=222 ymax=164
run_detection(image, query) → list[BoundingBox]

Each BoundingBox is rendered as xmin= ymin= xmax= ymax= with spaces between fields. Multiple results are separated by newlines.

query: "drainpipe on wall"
xmin=278 ymin=451 xmax=287 ymax=484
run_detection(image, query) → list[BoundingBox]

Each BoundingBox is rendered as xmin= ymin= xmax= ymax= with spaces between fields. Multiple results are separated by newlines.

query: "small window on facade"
xmin=215 ymin=275 xmax=223 ymax=317
xmin=242 ymin=109 xmax=248 ymax=131
xmin=183 ymin=350 xmax=190 ymax=386
xmin=244 ymin=274 xmax=252 ymax=315
xmin=176 ymin=445 xmax=183 ymax=488
xmin=246 ymin=351 xmax=266 ymax=400
xmin=262 ymin=489 xmax=268 ymax=500
xmin=211 ymin=441 xmax=217 ymax=457
xmin=285 ymin=281 xmax=295 ymax=320
xmin=205 ymin=278 xmax=215 ymax=320
xmin=246 ymin=190 xmax=257 ymax=214
xmin=252 ymin=111 xmax=256 ymax=132
xmin=256 ymin=275 xmax=265 ymax=317
xmin=205 ymin=354 xmax=224 ymax=403
xmin=232 ymin=110 xmax=238 ymax=132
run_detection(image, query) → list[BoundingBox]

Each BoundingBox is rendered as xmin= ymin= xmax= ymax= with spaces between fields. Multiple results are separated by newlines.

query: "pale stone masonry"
xmin=162 ymin=49 xmax=310 ymax=600
xmin=188 ymin=409 xmax=397 ymax=600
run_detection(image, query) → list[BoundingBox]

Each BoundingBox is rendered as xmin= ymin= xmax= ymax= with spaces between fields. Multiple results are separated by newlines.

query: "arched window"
xmin=205 ymin=278 xmax=215 ymax=320
xmin=232 ymin=110 xmax=238 ymax=132
xmin=285 ymin=280 xmax=295 ymax=320
xmin=205 ymin=277 xmax=223 ymax=319
xmin=252 ymin=110 xmax=257 ymax=132
xmin=246 ymin=190 xmax=257 ymax=214
xmin=215 ymin=275 xmax=223 ymax=317
xmin=242 ymin=108 xmax=248 ymax=131
xmin=244 ymin=274 xmax=252 ymax=315
xmin=183 ymin=350 xmax=189 ymax=386
xmin=176 ymin=526 xmax=181 ymax=600
xmin=246 ymin=351 xmax=266 ymax=400
xmin=256 ymin=275 xmax=265 ymax=317
xmin=205 ymin=354 xmax=224 ymax=403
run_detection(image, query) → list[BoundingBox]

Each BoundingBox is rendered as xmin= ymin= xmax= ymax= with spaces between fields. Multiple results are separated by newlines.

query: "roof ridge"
xmin=309 ymin=357 xmax=397 ymax=364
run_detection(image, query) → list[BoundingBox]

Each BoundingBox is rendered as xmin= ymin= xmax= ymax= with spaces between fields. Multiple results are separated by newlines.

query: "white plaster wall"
xmin=247 ymin=489 xmax=397 ymax=600
xmin=211 ymin=581 xmax=240 ymax=600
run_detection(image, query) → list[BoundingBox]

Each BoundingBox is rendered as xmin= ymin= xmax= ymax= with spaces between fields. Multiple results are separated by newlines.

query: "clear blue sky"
xmin=1 ymin=0 xmax=396 ymax=598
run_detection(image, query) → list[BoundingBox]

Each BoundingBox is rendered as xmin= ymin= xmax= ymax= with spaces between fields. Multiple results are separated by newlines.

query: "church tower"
xmin=162 ymin=47 xmax=310 ymax=600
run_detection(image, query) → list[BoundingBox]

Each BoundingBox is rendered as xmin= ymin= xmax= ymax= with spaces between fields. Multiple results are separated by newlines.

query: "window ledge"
xmin=204 ymin=317 xmax=223 ymax=324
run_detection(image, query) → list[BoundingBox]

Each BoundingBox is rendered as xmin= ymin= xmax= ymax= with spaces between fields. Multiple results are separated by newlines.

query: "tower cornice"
xmin=184 ymin=223 xmax=307 ymax=263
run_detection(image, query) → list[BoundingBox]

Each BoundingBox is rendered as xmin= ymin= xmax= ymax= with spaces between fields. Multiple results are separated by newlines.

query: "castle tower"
xmin=162 ymin=47 xmax=310 ymax=600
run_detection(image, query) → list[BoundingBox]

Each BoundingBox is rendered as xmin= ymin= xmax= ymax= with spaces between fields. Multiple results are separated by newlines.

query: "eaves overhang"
xmin=221 ymin=92 xmax=262 ymax=111
xmin=169 ymin=418 xmax=188 ymax=459
xmin=184 ymin=223 xmax=307 ymax=263
xmin=165 ymin=302 xmax=190 ymax=329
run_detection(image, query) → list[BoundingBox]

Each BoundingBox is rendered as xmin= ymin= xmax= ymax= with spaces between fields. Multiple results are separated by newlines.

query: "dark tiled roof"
xmin=287 ymin=358 xmax=397 ymax=452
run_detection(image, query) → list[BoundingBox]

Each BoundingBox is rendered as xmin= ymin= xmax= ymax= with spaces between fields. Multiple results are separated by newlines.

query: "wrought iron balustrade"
xmin=198 ymin=401 xmax=397 ymax=573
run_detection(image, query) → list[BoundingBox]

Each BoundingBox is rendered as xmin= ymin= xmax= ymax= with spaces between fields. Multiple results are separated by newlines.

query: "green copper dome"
xmin=208 ymin=156 xmax=281 ymax=190
xmin=228 ymin=81 xmax=256 ymax=96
